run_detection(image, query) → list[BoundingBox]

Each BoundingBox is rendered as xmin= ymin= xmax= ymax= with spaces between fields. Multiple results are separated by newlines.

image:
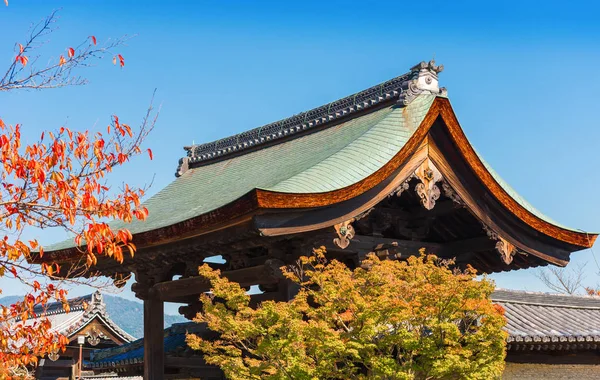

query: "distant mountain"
xmin=0 ymin=295 xmax=22 ymax=307
xmin=0 ymin=294 xmax=186 ymax=339
xmin=102 ymin=295 xmax=186 ymax=338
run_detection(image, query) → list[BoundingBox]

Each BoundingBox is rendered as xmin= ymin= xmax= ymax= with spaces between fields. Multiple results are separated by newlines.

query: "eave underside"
xmin=38 ymin=98 xmax=595 ymax=286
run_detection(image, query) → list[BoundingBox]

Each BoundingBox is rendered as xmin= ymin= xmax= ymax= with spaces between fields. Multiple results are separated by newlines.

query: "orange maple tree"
xmin=0 ymin=9 xmax=156 ymax=377
xmin=189 ymin=250 xmax=507 ymax=379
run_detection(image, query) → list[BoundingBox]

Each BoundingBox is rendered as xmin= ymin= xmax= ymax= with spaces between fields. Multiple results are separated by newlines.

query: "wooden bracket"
xmin=483 ymin=225 xmax=517 ymax=264
xmin=441 ymin=181 xmax=465 ymax=207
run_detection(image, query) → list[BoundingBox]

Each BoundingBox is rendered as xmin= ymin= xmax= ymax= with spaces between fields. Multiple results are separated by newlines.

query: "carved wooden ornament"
xmin=48 ymin=349 xmax=60 ymax=361
xmin=496 ymin=238 xmax=517 ymax=265
xmin=87 ymin=327 xmax=106 ymax=346
xmin=483 ymin=225 xmax=517 ymax=264
xmin=333 ymin=219 xmax=356 ymax=249
xmin=389 ymin=175 xmax=413 ymax=198
xmin=441 ymin=181 xmax=464 ymax=207
xmin=414 ymin=160 xmax=443 ymax=210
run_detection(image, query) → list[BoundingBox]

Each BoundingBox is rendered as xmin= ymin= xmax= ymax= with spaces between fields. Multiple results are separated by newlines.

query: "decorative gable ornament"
xmin=414 ymin=159 xmax=443 ymax=211
xmin=87 ymin=326 xmax=107 ymax=346
xmin=48 ymin=349 xmax=60 ymax=362
xmin=333 ymin=219 xmax=356 ymax=249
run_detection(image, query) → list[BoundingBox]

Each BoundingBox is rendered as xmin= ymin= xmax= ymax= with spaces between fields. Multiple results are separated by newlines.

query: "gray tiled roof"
xmin=492 ymin=289 xmax=600 ymax=348
xmin=25 ymin=292 xmax=134 ymax=343
xmin=88 ymin=290 xmax=600 ymax=368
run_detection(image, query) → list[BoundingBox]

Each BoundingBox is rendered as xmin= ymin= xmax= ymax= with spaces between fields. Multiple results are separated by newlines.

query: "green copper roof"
xmin=268 ymin=95 xmax=434 ymax=193
xmin=47 ymin=88 xmax=589 ymax=253
xmin=114 ymin=94 xmax=436 ymax=236
xmin=46 ymin=94 xmax=436 ymax=252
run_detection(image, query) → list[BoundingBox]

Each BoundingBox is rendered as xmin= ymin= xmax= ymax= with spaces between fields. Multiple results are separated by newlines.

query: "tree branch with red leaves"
xmin=1 ymin=10 xmax=129 ymax=91
xmin=0 ymin=8 xmax=157 ymax=375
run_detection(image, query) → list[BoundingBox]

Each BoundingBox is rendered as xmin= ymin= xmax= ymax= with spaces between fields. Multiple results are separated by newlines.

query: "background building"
xmin=29 ymin=292 xmax=133 ymax=380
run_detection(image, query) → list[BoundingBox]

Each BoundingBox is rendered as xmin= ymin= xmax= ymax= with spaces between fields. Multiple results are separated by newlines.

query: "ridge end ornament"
xmin=398 ymin=60 xmax=447 ymax=105
xmin=414 ymin=160 xmax=443 ymax=210
xmin=333 ymin=219 xmax=356 ymax=249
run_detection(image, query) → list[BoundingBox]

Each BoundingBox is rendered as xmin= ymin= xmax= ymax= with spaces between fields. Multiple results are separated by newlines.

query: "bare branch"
xmin=535 ymin=263 xmax=586 ymax=295
xmin=0 ymin=10 xmax=131 ymax=91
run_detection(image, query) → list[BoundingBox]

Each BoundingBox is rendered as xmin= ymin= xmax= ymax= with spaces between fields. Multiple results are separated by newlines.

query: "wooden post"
xmin=144 ymin=290 xmax=164 ymax=380
xmin=77 ymin=335 xmax=85 ymax=379
xmin=280 ymin=278 xmax=301 ymax=301
xmin=78 ymin=343 xmax=82 ymax=379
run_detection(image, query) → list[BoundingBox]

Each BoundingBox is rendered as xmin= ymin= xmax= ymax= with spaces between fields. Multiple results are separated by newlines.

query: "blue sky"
xmin=1 ymin=0 xmax=600 ymax=312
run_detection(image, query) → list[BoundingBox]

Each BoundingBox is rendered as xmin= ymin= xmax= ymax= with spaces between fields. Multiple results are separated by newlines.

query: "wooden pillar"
xmin=144 ymin=290 xmax=164 ymax=380
xmin=280 ymin=278 xmax=301 ymax=301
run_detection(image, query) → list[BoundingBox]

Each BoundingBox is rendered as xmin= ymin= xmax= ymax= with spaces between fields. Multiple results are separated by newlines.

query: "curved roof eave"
xmin=434 ymin=97 xmax=597 ymax=248
xmin=38 ymin=96 xmax=596 ymax=264
xmin=253 ymin=96 xmax=597 ymax=248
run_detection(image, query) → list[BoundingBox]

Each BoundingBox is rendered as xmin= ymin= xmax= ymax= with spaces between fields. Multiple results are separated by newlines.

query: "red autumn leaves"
xmin=113 ymin=53 xmax=125 ymax=67
xmin=59 ymin=47 xmax=75 ymax=67
xmin=0 ymin=284 xmax=73 ymax=371
xmin=14 ymin=35 xmax=126 ymax=70
xmin=1 ymin=7 xmax=154 ymax=373
xmin=14 ymin=43 xmax=27 ymax=67
xmin=0 ymin=112 xmax=150 ymax=267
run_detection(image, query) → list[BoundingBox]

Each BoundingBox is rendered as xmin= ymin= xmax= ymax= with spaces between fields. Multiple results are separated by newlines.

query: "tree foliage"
xmin=188 ymin=249 xmax=507 ymax=380
xmin=0 ymin=7 xmax=156 ymax=377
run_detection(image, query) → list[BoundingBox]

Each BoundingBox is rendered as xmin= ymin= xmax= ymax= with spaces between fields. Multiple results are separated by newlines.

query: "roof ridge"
xmin=493 ymin=287 xmax=600 ymax=300
xmin=30 ymin=293 xmax=93 ymax=317
xmin=492 ymin=288 xmax=600 ymax=309
xmin=496 ymin=299 xmax=600 ymax=310
xmin=176 ymin=60 xmax=446 ymax=176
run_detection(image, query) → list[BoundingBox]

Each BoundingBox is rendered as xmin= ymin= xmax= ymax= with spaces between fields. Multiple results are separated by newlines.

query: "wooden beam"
xmin=144 ymin=292 xmax=164 ymax=380
xmin=325 ymin=234 xmax=444 ymax=257
xmin=325 ymin=234 xmax=495 ymax=261
xmin=153 ymin=260 xmax=285 ymax=302
xmin=179 ymin=288 xmax=291 ymax=318
xmin=249 ymin=291 xmax=286 ymax=308
xmin=441 ymin=236 xmax=495 ymax=256
xmin=377 ymin=200 xmax=459 ymax=221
